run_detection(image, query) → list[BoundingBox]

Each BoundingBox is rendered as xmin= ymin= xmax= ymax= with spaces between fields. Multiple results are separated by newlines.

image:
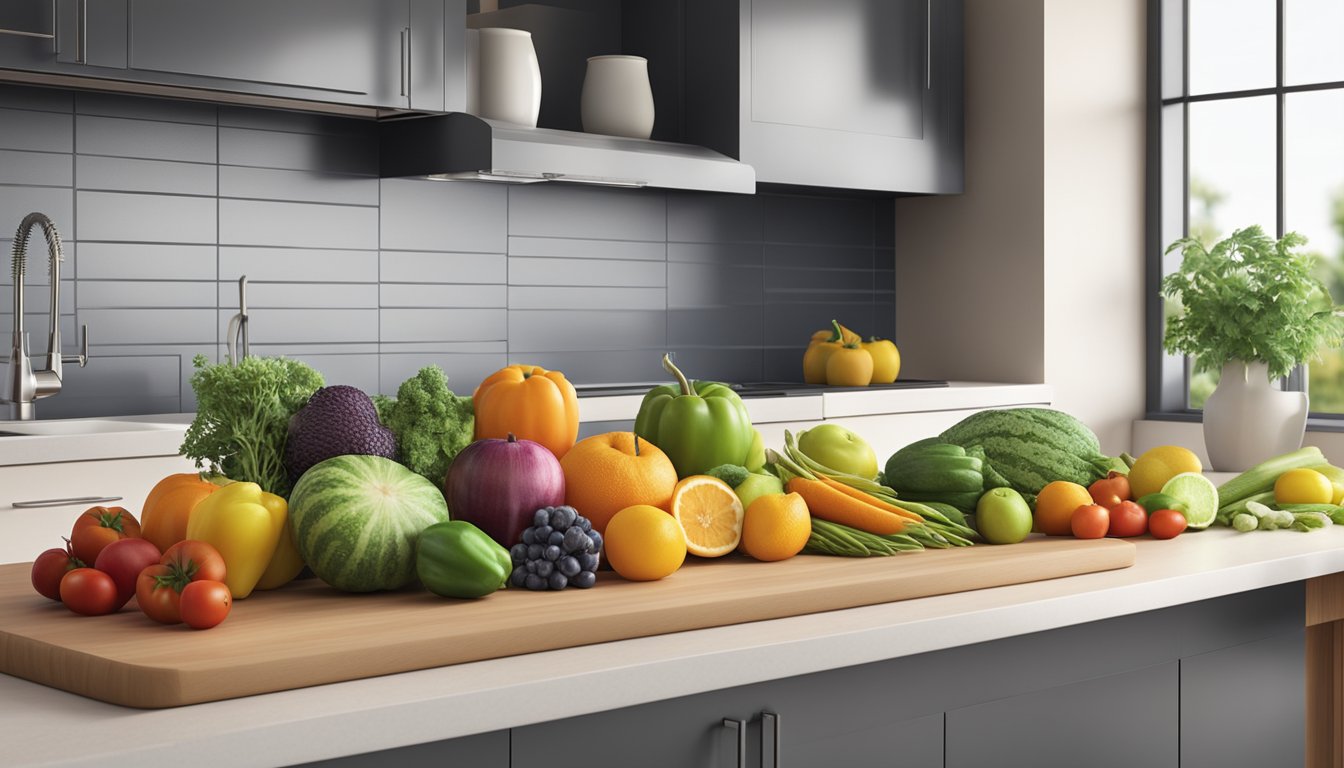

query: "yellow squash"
xmin=185 ymin=481 xmax=290 ymax=598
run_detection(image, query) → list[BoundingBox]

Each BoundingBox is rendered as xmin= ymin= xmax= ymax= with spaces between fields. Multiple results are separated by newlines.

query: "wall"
xmin=0 ymin=84 xmax=894 ymax=419
xmin=895 ymin=0 xmax=1146 ymax=454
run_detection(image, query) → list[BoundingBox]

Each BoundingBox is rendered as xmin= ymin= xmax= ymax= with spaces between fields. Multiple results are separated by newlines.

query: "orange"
xmin=671 ymin=476 xmax=744 ymax=557
xmin=1034 ymin=480 xmax=1094 ymax=536
xmin=740 ymin=492 xmax=811 ymax=562
xmin=560 ymin=432 xmax=678 ymax=534
xmin=604 ymin=504 xmax=687 ymax=581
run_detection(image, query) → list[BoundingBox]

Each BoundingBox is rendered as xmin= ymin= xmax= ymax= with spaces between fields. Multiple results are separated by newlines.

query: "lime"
xmin=1135 ymin=492 xmax=1187 ymax=515
xmin=1160 ymin=472 xmax=1218 ymax=530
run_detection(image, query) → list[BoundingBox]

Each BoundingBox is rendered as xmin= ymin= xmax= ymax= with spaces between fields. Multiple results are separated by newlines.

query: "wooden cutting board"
xmin=0 ymin=537 xmax=1135 ymax=709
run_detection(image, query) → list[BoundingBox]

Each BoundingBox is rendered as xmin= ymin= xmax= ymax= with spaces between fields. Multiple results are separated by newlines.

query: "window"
xmin=1149 ymin=0 xmax=1344 ymax=415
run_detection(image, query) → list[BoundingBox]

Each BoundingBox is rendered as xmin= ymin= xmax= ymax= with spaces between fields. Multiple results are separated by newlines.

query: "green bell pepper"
xmin=634 ymin=354 xmax=755 ymax=478
xmin=416 ymin=521 xmax=512 ymax=599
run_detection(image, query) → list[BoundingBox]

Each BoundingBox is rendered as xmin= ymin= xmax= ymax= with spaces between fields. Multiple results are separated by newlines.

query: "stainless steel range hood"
xmin=379 ymin=113 xmax=755 ymax=194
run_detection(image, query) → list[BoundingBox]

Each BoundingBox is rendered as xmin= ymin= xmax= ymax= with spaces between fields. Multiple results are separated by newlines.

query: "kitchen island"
xmin=4 ymin=527 xmax=1341 ymax=767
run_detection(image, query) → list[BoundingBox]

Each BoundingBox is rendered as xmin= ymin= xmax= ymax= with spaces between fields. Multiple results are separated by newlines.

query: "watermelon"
xmin=289 ymin=454 xmax=449 ymax=592
xmin=938 ymin=408 xmax=1114 ymax=497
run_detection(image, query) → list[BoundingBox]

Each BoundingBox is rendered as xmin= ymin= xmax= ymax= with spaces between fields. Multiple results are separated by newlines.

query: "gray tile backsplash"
xmin=0 ymin=84 xmax=895 ymax=418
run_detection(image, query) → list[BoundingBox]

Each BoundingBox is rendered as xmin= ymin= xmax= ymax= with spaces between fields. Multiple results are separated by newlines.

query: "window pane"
xmin=1186 ymin=96 xmax=1277 ymax=245
xmin=1285 ymin=90 xmax=1344 ymax=413
xmin=1162 ymin=0 xmax=1185 ymax=99
xmin=1188 ymin=0 xmax=1276 ymax=95
xmin=1286 ymin=0 xmax=1344 ymax=86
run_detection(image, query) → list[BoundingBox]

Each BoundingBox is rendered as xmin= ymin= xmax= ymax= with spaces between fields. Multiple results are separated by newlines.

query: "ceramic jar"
xmin=580 ymin=55 xmax=654 ymax=139
xmin=476 ymin=27 xmax=541 ymax=127
xmin=1202 ymin=360 xmax=1309 ymax=472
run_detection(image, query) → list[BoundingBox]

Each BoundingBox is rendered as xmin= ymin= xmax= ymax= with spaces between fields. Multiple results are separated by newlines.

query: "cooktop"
xmin=573 ymin=379 xmax=949 ymax=398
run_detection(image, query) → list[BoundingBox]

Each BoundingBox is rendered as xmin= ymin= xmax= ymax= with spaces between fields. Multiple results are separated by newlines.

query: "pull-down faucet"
xmin=4 ymin=212 xmax=88 ymax=421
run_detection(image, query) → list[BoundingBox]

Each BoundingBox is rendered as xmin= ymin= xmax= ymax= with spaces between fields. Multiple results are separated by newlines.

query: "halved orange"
xmin=671 ymin=475 xmax=744 ymax=557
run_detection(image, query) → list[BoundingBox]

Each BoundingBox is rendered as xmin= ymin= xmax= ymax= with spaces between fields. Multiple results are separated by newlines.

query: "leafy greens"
xmin=374 ymin=365 xmax=474 ymax=485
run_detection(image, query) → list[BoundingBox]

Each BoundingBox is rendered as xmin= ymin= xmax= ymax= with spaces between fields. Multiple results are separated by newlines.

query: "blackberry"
xmin=510 ymin=505 xmax=603 ymax=590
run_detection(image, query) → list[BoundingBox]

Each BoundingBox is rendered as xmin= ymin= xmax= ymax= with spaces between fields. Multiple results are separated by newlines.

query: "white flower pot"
xmin=476 ymin=28 xmax=541 ymax=127
xmin=1202 ymin=361 xmax=1309 ymax=472
xmin=580 ymin=55 xmax=655 ymax=139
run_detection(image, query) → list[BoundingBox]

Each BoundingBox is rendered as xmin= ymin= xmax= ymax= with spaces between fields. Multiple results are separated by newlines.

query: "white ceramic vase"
xmin=1202 ymin=360 xmax=1309 ymax=472
xmin=476 ymin=27 xmax=541 ymax=127
xmin=580 ymin=55 xmax=654 ymax=139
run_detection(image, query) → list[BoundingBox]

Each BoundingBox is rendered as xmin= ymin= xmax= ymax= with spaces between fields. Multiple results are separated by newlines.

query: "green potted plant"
xmin=1162 ymin=225 xmax=1344 ymax=470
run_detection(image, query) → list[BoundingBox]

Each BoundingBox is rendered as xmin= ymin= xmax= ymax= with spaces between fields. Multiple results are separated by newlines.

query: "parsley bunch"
xmin=180 ymin=355 xmax=324 ymax=496
xmin=1162 ymin=226 xmax=1344 ymax=379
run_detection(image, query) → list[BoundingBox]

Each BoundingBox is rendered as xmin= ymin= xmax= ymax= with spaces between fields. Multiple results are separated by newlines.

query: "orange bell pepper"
xmin=473 ymin=365 xmax=580 ymax=459
xmin=140 ymin=473 xmax=219 ymax=552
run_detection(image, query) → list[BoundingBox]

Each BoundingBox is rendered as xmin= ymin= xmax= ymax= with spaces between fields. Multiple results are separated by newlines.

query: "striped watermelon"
xmin=289 ymin=454 xmax=449 ymax=592
xmin=939 ymin=408 xmax=1114 ymax=497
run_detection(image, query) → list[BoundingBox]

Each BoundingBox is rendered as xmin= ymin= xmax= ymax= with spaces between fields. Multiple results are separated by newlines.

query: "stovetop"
xmin=573 ymin=379 xmax=949 ymax=398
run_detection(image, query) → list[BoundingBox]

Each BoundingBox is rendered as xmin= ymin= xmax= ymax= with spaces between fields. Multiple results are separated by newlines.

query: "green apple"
xmin=975 ymin=488 xmax=1033 ymax=545
xmin=734 ymin=472 xmax=784 ymax=511
xmin=797 ymin=424 xmax=878 ymax=480
xmin=745 ymin=429 xmax=766 ymax=472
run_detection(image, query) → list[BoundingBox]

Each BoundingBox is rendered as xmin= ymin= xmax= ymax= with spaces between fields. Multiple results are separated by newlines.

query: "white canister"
xmin=580 ymin=55 xmax=655 ymax=139
xmin=476 ymin=27 xmax=541 ymax=127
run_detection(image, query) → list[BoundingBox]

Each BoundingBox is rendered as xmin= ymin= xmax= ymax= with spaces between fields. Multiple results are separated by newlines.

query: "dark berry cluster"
xmin=510 ymin=506 xmax=602 ymax=590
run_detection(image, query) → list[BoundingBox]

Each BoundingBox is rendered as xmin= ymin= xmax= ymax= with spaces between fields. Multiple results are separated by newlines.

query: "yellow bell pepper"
xmin=862 ymin=337 xmax=901 ymax=384
xmin=254 ymin=516 xmax=305 ymax=591
xmin=185 ymin=481 xmax=288 ymax=599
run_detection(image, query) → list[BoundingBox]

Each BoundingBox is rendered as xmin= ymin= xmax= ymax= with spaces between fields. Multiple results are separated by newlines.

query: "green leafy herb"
xmin=180 ymin=355 xmax=324 ymax=497
xmin=375 ymin=365 xmax=475 ymax=486
xmin=1161 ymin=226 xmax=1344 ymax=379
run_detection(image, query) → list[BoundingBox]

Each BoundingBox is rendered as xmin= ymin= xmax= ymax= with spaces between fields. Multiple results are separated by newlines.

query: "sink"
xmin=0 ymin=419 xmax=183 ymax=437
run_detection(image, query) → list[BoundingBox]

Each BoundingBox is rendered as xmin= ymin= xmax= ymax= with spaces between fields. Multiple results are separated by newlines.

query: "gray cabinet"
xmin=685 ymin=0 xmax=964 ymax=194
xmin=0 ymin=1 xmax=126 ymax=74
xmin=292 ymin=729 xmax=509 ymax=768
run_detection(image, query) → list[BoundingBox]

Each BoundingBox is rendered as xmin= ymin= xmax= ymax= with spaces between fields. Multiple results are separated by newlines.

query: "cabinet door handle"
xmin=761 ymin=711 xmax=781 ymax=767
xmin=722 ymin=718 xmax=747 ymax=767
xmin=399 ymin=27 xmax=411 ymax=97
xmin=926 ymin=0 xmax=932 ymax=89
xmin=75 ymin=0 xmax=87 ymax=64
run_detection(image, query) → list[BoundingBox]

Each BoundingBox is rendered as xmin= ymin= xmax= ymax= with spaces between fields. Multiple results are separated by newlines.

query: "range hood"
xmin=379 ymin=113 xmax=755 ymax=194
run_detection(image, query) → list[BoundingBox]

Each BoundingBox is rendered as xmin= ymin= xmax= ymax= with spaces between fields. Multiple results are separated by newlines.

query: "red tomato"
xmin=161 ymin=540 xmax=227 ymax=583
xmin=1107 ymin=500 xmax=1148 ymax=537
xmin=31 ymin=542 xmax=85 ymax=601
xmin=94 ymin=537 xmax=161 ymax=609
xmin=59 ymin=568 xmax=119 ymax=616
xmin=180 ymin=580 xmax=232 ymax=630
xmin=1149 ymin=509 xmax=1188 ymax=540
xmin=136 ymin=564 xmax=183 ymax=624
xmin=1088 ymin=472 xmax=1132 ymax=510
xmin=70 ymin=506 xmax=142 ymax=564
xmin=1070 ymin=504 xmax=1110 ymax=539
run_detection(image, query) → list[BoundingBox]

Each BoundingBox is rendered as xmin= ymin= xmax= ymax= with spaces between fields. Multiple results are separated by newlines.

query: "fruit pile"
xmin=802 ymin=320 xmax=900 ymax=387
xmin=510 ymin=506 xmax=602 ymax=590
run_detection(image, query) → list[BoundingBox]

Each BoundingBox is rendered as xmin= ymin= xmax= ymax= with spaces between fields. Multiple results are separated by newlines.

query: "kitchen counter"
xmin=4 ymin=527 xmax=1342 ymax=767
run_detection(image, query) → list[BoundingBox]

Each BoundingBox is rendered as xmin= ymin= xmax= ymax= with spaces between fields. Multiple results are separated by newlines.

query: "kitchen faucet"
xmin=4 ymin=212 xmax=88 ymax=421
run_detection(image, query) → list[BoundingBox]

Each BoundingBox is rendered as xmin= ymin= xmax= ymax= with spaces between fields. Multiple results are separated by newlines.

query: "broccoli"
xmin=377 ymin=365 xmax=475 ymax=486
xmin=705 ymin=464 xmax=750 ymax=489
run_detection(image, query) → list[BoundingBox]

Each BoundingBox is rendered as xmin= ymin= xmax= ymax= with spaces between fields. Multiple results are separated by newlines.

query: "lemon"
xmin=671 ymin=475 xmax=744 ymax=558
xmin=1311 ymin=464 xmax=1344 ymax=505
xmin=1274 ymin=468 xmax=1334 ymax=506
xmin=1129 ymin=445 xmax=1203 ymax=499
xmin=604 ymin=505 xmax=686 ymax=581
xmin=1160 ymin=472 xmax=1218 ymax=530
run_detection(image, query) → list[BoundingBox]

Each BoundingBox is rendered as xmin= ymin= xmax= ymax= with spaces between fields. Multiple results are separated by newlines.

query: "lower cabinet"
xmin=290 ymin=583 xmax=1306 ymax=768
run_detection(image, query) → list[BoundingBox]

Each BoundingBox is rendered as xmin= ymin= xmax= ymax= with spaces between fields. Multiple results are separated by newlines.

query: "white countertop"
xmin=0 ymin=382 xmax=1052 ymax=467
xmin=4 ymin=527 xmax=1343 ymax=768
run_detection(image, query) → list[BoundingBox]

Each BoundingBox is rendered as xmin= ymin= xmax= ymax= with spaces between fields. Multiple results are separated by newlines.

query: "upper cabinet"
xmin=0 ymin=0 xmax=458 ymax=112
xmin=684 ymin=0 xmax=964 ymax=194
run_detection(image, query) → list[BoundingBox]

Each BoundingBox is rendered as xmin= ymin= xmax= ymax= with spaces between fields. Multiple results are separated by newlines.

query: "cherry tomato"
xmin=161 ymin=540 xmax=227 ymax=583
xmin=1107 ymin=500 xmax=1148 ymax=537
xmin=94 ymin=537 xmax=161 ymax=609
xmin=31 ymin=541 xmax=85 ymax=601
xmin=1088 ymin=472 xmax=1131 ymax=510
xmin=136 ymin=564 xmax=183 ymax=624
xmin=70 ymin=506 xmax=142 ymax=564
xmin=1149 ymin=509 xmax=1188 ymax=540
xmin=59 ymin=568 xmax=119 ymax=616
xmin=1070 ymin=504 xmax=1110 ymax=539
xmin=180 ymin=580 xmax=232 ymax=630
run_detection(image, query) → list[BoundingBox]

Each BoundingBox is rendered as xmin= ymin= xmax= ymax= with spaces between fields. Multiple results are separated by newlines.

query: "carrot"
xmin=786 ymin=477 xmax=910 ymax=535
xmin=816 ymin=474 xmax=923 ymax=524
